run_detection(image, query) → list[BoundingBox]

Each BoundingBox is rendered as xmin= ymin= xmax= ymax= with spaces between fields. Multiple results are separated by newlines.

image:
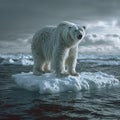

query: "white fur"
xmin=31 ymin=21 xmax=85 ymax=77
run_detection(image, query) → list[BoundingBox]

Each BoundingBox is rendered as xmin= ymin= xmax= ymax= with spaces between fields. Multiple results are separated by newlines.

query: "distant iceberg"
xmin=1 ymin=54 xmax=120 ymax=66
xmin=0 ymin=54 xmax=33 ymax=66
xmin=12 ymin=72 xmax=119 ymax=94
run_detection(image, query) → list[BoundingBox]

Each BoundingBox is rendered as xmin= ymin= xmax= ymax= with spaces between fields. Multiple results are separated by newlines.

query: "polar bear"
xmin=31 ymin=21 xmax=85 ymax=77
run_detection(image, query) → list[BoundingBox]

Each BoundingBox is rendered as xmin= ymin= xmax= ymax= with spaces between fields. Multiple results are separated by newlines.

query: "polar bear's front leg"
xmin=54 ymin=46 xmax=70 ymax=77
xmin=66 ymin=46 xmax=79 ymax=76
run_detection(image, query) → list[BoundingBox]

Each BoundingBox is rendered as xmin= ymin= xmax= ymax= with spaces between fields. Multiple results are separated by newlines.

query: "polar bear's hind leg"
xmin=33 ymin=53 xmax=45 ymax=75
xmin=43 ymin=62 xmax=51 ymax=73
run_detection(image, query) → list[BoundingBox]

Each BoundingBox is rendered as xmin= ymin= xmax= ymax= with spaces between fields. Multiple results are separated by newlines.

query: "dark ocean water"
xmin=0 ymin=54 xmax=120 ymax=120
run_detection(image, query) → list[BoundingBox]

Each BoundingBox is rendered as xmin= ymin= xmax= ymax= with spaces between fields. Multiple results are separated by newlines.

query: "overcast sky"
xmin=0 ymin=0 xmax=120 ymax=53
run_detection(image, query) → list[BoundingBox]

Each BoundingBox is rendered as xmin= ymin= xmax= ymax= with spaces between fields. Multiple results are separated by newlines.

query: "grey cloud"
xmin=80 ymin=33 xmax=120 ymax=46
xmin=0 ymin=0 xmax=120 ymax=53
xmin=0 ymin=0 xmax=120 ymax=40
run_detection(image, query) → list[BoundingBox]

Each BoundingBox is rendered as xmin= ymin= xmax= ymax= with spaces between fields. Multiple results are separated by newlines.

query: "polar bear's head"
xmin=58 ymin=21 xmax=85 ymax=47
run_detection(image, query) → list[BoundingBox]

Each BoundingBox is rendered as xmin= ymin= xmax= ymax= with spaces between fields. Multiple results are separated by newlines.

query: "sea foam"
xmin=12 ymin=72 xmax=119 ymax=94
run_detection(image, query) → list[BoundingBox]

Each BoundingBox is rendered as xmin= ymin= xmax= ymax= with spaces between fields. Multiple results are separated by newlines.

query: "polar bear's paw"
xmin=70 ymin=71 xmax=80 ymax=76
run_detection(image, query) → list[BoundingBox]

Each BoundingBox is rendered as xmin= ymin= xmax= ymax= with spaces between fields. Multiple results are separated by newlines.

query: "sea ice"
xmin=12 ymin=72 xmax=119 ymax=94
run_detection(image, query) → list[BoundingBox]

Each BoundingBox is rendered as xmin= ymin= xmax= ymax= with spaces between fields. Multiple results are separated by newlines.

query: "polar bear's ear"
xmin=82 ymin=26 xmax=86 ymax=30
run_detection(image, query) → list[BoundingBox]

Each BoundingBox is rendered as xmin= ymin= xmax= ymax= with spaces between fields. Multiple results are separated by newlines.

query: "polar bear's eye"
xmin=74 ymin=29 xmax=78 ymax=35
xmin=74 ymin=29 xmax=78 ymax=32
xmin=69 ymin=26 xmax=72 ymax=29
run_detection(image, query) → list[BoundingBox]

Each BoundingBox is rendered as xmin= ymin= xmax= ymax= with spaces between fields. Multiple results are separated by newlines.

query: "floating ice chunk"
xmin=1 ymin=58 xmax=15 ymax=64
xmin=12 ymin=72 xmax=119 ymax=94
xmin=0 ymin=54 xmax=33 ymax=66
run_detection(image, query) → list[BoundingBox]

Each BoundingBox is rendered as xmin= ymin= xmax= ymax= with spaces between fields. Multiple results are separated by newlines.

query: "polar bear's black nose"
xmin=77 ymin=34 xmax=82 ymax=39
